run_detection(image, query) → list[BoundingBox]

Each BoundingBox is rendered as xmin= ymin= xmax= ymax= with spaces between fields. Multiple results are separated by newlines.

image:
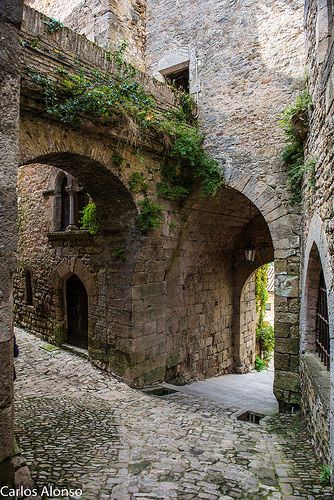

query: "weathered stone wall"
xmin=24 ymin=0 xmax=147 ymax=67
xmin=302 ymin=0 xmax=334 ymax=471
xmin=239 ymin=275 xmax=257 ymax=372
xmin=146 ymin=0 xmax=305 ymax=406
xmin=0 ymin=0 xmax=22 ymax=487
xmin=300 ymin=354 xmax=330 ymax=462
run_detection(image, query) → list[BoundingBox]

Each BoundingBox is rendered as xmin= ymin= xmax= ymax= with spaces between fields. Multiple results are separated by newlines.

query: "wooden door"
xmin=66 ymin=275 xmax=88 ymax=349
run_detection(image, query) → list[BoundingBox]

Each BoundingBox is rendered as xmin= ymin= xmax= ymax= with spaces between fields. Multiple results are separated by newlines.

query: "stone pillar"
xmin=65 ymin=186 xmax=78 ymax=231
xmin=0 ymin=0 xmax=23 ymax=486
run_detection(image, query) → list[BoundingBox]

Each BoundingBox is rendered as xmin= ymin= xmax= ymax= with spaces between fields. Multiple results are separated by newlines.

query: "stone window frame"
xmin=300 ymin=213 xmax=334 ymax=367
xmin=316 ymin=0 xmax=334 ymax=63
xmin=152 ymin=48 xmax=200 ymax=98
xmin=46 ymin=169 xmax=87 ymax=233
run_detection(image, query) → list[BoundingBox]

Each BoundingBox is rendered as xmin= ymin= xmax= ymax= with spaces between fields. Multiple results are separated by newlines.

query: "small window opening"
xmin=165 ymin=67 xmax=190 ymax=92
xmin=25 ymin=269 xmax=33 ymax=306
xmin=315 ymin=270 xmax=330 ymax=369
xmin=60 ymin=176 xmax=70 ymax=231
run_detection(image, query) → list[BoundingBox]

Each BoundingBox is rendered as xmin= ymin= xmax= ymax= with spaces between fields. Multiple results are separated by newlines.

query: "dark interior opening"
xmin=66 ymin=274 xmax=88 ymax=349
xmin=165 ymin=67 xmax=190 ymax=92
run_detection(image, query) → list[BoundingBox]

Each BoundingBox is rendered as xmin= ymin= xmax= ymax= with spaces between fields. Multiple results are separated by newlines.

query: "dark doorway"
xmin=66 ymin=275 xmax=88 ymax=349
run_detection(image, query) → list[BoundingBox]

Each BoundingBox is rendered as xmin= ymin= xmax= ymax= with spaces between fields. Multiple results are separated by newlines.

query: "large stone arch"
xmin=225 ymin=169 xmax=301 ymax=408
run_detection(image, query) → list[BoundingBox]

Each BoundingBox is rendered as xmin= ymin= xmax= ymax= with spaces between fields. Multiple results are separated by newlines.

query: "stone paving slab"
xmin=163 ymin=367 xmax=278 ymax=416
xmin=14 ymin=328 xmax=333 ymax=499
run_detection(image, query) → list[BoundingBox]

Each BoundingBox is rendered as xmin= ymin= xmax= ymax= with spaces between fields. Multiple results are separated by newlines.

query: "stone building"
xmin=0 ymin=0 xmax=22 ymax=487
xmin=300 ymin=0 xmax=334 ymax=466
xmin=2 ymin=0 xmax=334 ymax=485
xmin=15 ymin=0 xmax=303 ymax=405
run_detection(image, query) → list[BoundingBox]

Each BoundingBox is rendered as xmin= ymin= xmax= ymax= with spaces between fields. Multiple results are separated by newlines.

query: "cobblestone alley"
xmin=14 ymin=329 xmax=333 ymax=499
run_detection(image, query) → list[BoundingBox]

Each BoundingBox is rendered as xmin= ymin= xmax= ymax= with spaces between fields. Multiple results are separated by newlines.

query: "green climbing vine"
xmin=255 ymin=264 xmax=269 ymax=329
xmin=255 ymin=264 xmax=274 ymax=369
xmin=280 ymin=89 xmax=313 ymax=204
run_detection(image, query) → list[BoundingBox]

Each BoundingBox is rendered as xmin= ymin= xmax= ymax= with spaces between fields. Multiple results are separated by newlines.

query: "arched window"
xmin=304 ymin=243 xmax=330 ymax=369
xmin=316 ymin=270 xmax=330 ymax=368
xmin=25 ymin=269 xmax=33 ymax=305
xmin=60 ymin=176 xmax=70 ymax=231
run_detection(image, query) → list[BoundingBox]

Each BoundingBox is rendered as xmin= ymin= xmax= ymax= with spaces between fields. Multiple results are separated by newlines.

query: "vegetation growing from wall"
xmin=112 ymin=246 xmax=127 ymax=261
xmin=43 ymin=18 xmax=64 ymax=33
xmin=26 ymin=42 xmax=223 ymax=215
xmin=129 ymin=172 xmax=148 ymax=194
xmin=280 ymin=90 xmax=312 ymax=204
xmin=138 ymin=198 xmax=163 ymax=233
xmin=255 ymin=264 xmax=269 ymax=328
xmin=255 ymin=264 xmax=275 ymax=367
xmin=80 ymin=202 xmax=99 ymax=235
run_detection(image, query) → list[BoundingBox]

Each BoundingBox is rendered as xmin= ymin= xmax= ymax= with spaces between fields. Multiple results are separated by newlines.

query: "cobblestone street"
xmin=14 ymin=329 xmax=333 ymax=499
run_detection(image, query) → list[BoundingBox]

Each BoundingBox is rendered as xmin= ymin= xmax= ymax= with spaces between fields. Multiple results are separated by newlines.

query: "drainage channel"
xmin=141 ymin=386 xmax=179 ymax=397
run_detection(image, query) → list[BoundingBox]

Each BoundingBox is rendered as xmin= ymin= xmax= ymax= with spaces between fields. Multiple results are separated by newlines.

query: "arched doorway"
xmin=66 ymin=275 xmax=88 ymax=349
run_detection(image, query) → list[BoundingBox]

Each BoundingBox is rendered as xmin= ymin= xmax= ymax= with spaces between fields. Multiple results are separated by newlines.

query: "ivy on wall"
xmin=255 ymin=264 xmax=275 ymax=369
xmin=26 ymin=42 xmax=223 ymax=234
xmin=80 ymin=202 xmax=99 ymax=235
xmin=280 ymin=89 xmax=314 ymax=204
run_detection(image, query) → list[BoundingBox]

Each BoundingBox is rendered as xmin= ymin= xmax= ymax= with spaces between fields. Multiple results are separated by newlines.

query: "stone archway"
xmin=52 ymin=259 xmax=97 ymax=347
xmin=225 ymin=170 xmax=301 ymax=408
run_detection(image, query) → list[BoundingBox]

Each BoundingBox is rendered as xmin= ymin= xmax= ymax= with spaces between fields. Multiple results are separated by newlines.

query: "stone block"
xmin=0 ymin=404 xmax=14 ymax=464
xmin=274 ymin=352 xmax=289 ymax=371
xmin=275 ymin=370 xmax=300 ymax=393
xmin=0 ymin=339 xmax=13 ymax=408
xmin=275 ymin=338 xmax=299 ymax=355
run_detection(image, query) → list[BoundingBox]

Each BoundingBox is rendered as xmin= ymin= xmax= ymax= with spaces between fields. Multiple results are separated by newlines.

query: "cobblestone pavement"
xmin=14 ymin=328 xmax=333 ymax=500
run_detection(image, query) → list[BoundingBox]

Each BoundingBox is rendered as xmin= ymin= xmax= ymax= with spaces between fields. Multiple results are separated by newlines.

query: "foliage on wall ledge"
xmin=280 ymin=89 xmax=313 ymax=204
xmin=138 ymin=198 xmax=163 ymax=233
xmin=80 ymin=202 xmax=99 ymax=235
xmin=25 ymin=42 xmax=223 ymax=213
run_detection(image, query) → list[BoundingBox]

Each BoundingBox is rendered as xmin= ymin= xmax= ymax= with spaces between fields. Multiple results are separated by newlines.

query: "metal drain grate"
xmin=237 ymin=411 xmax=264 ymax=424
xmin=142 ymin=386 xmax=178 ymax=397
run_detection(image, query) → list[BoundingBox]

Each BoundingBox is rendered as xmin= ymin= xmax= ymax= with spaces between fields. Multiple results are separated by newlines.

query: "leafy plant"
xmin=320 ymin=464 xmax=331 ymax=484
xmin=112 ymin=154 xmax=124 ymax=167
xmin=280 ymin=89 xmax=312 ymax=204
xmin=255 ymin=264 xmax=269 ymax=330
xmin=254 ymin=355 xmax=267 ymax=372
xmin=138 ymin=198 xmax=163 ymax=233
xmin=112 ymin=246 xmax=127 ymax=261
xmin=129 ymin=172 xmax=148 ymax=194
xmin=256 ymin=322 xmax=275 ymax=361
xmin=44 ymin=17 xmax=64 ymax=33
xmin=156 ymin=181 xmax=190 ymax=201
xmin=80 ymin=202 xmax=99 ymax=235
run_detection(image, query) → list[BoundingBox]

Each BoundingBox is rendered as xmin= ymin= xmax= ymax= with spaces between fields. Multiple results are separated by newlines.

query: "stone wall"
xmin=14 ymin=162 xmax=263 ymax=387
xmin=145 ymin=0 xmax=304 ymax=406
xmin=300 ymin=354 xmax=330 ymax=462
xmin=239 ymin=275 xmax=257 ymax=372
xmin=302 ymin=0 xmax=334 ymax=471
xmin=24 ymin=0 xmax=147 ymax=67
xmin=0 ymin=0 xmax=22 ymax=487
